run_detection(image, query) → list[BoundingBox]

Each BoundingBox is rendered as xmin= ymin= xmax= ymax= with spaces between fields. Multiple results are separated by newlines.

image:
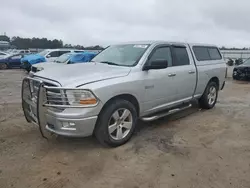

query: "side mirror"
xmin=143 ymin=60 xmax=168 ymax=71
xmin=46 ymin=54 xmax=51 ymax=58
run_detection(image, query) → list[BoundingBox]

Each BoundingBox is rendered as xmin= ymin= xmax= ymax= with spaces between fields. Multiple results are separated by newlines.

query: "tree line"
xmin=0 ymin=35 xmax=104 ymax=50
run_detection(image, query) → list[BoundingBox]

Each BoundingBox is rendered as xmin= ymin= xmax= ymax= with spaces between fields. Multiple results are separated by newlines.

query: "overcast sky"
xmin=1 ymin=0 xmax=250 ymax=47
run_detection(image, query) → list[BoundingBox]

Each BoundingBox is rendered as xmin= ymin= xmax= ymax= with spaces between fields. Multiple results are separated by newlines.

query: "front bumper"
xmin=22 ymin=77 xmax=100 ymax=138
xmin=45 ymin=113 xmax=97 ymax=137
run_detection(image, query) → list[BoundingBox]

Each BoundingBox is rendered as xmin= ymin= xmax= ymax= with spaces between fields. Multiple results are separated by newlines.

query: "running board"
xmin=141 ymin=104 xmax=192 ymax=122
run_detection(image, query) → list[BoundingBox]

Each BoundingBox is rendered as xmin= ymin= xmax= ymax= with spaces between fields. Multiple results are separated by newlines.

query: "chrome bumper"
xmin=21 ymin=77 xmax=98 ymax=138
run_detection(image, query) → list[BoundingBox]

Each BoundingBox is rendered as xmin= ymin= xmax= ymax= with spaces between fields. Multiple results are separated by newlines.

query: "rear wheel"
xmin=94 ymin=99 xmax=137 ymax=147
xmin=0 ymin=63 xmax=8 ymax=69
xmin=199 ymin=82 xmax=218 ymax=109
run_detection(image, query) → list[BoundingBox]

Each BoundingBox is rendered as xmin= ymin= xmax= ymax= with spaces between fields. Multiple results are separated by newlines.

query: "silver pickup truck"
xmin=22 ymin=41 xmax=227 ymax=147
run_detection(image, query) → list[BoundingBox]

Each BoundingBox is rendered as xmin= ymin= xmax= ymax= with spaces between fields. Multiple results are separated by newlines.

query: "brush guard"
xmin=22 ymin=77 xmax=51 ymax=139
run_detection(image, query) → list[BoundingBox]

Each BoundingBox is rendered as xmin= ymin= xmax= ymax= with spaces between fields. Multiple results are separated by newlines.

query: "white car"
xmin=38 ymin=49 xmax=85 ymax=62
xmin=0 ymin=51 xmax=9 ymax=59
xmin=30 ymin=53 xmax=76 ymax=74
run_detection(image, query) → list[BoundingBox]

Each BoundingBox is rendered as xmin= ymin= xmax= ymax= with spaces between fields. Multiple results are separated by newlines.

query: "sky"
xmin=1 ymin=0 xmax=250 ymax=47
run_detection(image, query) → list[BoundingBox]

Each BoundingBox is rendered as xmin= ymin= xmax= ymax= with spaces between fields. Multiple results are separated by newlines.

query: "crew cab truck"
xmin=22 ymin=41 xmax=226 ymax=147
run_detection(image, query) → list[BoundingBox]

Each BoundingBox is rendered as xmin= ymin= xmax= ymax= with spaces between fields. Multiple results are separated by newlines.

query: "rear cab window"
xmin=193 ymin=46 xmax=222 ymax=61
xmin=208 ymin=47 xmax=222 ymax=60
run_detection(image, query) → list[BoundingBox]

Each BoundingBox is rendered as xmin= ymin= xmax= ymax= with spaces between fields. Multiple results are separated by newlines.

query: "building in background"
xmin=220 ymin=50 xmax=250 ymax=61
xmin=0 ymin=41 xmax=10 ymax=50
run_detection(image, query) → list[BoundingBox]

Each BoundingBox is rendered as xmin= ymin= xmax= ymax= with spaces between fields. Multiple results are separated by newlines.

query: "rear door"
xmin=170 ymin=45 xmax=196 ymax=101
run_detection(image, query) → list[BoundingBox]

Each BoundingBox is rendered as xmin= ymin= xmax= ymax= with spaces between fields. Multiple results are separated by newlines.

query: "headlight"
xmin=65 ymin=89 xmax=98 ymax=106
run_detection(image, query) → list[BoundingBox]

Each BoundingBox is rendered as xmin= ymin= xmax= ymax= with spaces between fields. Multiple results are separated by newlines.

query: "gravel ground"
xmin=0 ymin=69 xmax=250 ymax=188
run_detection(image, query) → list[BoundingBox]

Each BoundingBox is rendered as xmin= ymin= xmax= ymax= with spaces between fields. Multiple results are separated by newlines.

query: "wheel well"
xmin=102 ymin=94 xmax=140 ymax=116
xmin=209 ymin=77 xmax=219 ymax=88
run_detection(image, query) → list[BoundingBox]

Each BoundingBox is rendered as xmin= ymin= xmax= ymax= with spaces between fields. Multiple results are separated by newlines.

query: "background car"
xmin=30 ymin=52 xmax=97 ymax=74
xmin=21 ymin=49 xmax=85 ymax=72
xmin=233 ymin=58 xmax=250 ymax=81
xmin=0 ymin=51 xmax=9 ymax=59
xmin=0 ymin=54 xmax=24 ymax=69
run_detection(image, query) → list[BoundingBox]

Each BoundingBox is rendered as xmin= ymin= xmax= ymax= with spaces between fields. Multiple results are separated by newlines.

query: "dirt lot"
xmin=0 ymin=69 xmax=250 ymax=188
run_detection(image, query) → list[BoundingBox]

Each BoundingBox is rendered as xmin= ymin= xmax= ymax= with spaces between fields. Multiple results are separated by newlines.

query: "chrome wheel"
xmin=108 ymin=108 xmax=133 ymax=141
xmin=207 ymin=86 xmax=217 ymax=105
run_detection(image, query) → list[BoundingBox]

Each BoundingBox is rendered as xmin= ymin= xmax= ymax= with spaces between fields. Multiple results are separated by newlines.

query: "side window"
xmin=193 ymin=46 xmax=210 ymax=61
xmin=173 ymin=47 xmax=190 ymax=66
xmin=208 ymin=47 xmax=222 ymax=60
xmin=149 ymin=47 xmax=172 ymax=66
xmin=59 ymin=51 xmax=70 ymax=56
xmin=48 ymin=51 xmax=59 ymax=57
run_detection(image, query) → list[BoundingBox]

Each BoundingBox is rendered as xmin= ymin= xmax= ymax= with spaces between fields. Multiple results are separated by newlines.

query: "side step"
xmin=141 ymin=104 xmax=192 ymax=122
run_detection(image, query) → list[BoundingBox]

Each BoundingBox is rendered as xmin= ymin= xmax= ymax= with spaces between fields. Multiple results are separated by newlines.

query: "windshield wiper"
xmin=99 ymin=61 xmax=120 ymax=66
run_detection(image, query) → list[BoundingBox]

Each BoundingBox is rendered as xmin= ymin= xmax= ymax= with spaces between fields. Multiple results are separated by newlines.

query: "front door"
xmin=142 ymin=45 xmax=178 ymax=114
xmin=9 ymin=55 xmax=22 ymax=68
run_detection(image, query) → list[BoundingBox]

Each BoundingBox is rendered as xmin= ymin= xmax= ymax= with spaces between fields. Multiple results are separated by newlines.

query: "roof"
xmin=113 ymin=40 xmax=218 ymax=47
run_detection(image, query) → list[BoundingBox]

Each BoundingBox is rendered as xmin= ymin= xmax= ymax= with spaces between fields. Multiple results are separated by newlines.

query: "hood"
xmin=34 ymin=63 xmax=131 ymax=87
xmin=21 ymin=54 xmax=46 ymax=64
xmin=33 ymin=62 xmax=63 ymax=69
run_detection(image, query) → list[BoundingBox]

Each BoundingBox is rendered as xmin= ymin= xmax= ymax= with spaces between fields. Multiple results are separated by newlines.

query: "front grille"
xmin=46 ymin=88 xmax=65 ymax=106
xmin=42 ymin=82 xmax=65 ymax=106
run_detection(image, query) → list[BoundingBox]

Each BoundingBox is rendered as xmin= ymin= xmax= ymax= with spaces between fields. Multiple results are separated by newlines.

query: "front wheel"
xmin=94 ymin=99 xmax=138 ymax=147
xmin=199 ymin=82 xmax=218 ymax=109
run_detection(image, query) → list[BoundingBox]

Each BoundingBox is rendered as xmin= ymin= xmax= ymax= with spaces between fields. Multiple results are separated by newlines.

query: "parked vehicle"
xmin=30 ymin=52 xmax=97 ymax=74
xmin=21 ymin=49 xmax=85 ymax=71
xmin=0 ymin=54 xmax=24 ymax=69
xmin=21 ymin=41 xmax=227 ymax=147
xmin=0 ymin=51 xmax=9 ymax=59
xmin=11 ymin=49 xmax=31 ymax=55
xmin=233 ymin=58 xmax=250 ymax=81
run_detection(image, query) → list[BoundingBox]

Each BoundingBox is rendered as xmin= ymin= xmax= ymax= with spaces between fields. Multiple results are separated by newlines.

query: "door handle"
xmin=168 ymin=73 xmax=176 ymax=77
xmin=188 ymin=70 xmax=195 ymax=74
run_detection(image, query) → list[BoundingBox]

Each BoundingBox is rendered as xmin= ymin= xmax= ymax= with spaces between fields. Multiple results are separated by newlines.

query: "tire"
xmin=94 ymin=99 xmax=138 ymax=147
xmin=0 ymin=63 xmax=8 ymax=70
xmin=199 ymin=81 xmax=218 ymax=109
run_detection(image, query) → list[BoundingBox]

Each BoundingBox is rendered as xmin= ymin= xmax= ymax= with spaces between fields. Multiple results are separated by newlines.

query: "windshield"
xmin=91 ymin=44 xmax=149 ymax=66
xmin=38 ymin=50 xmax=50 ymax=56
xmin=54 ymin=53 xmax=73 ymax=63
xmin=243 ymin=58 xmax=250 ymax=65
